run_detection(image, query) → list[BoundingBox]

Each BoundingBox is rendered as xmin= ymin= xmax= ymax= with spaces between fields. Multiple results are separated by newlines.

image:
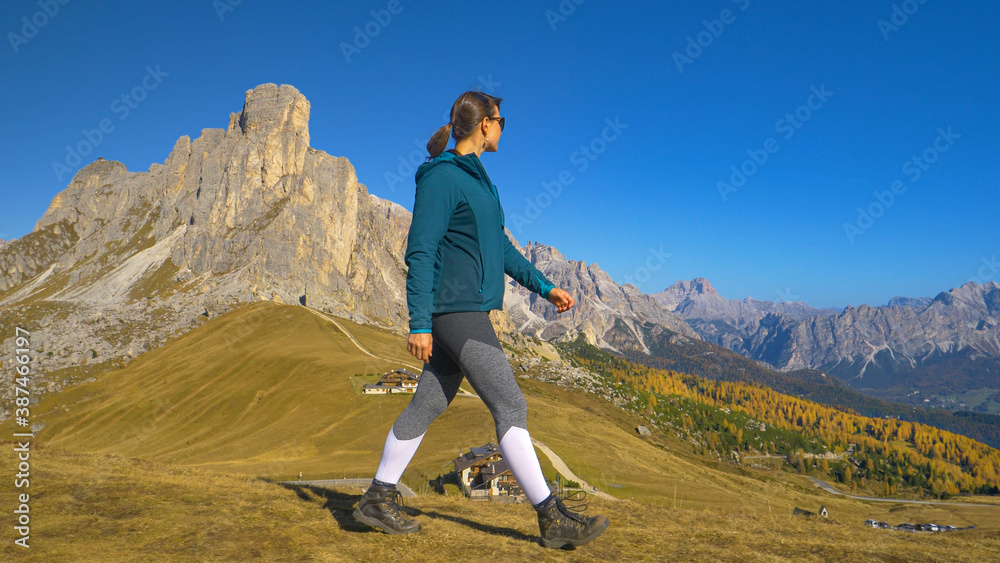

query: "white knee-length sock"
xmin=498 ymin=426 xmax=552 ymax=506
xmin=373 ymin=425 xmax=425 ymax=485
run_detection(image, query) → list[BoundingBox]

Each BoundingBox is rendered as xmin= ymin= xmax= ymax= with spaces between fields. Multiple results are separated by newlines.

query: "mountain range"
xmin=1 ymin=82 xmax=997 ymax=416
xmin=647 ymin=277 xmax=1000 ymax=408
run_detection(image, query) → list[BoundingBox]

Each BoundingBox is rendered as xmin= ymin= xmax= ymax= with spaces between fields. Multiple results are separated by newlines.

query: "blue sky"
xmin=2 ymin=0 xmax=998 ymax=309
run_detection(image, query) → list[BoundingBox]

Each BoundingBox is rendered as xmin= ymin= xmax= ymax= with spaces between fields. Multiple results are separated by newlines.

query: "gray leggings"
xmin=392 ymin=311 xmax=528 ymax=443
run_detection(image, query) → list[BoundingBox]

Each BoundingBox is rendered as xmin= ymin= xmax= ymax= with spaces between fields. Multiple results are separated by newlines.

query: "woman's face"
xmin=484 ymin=106 xmax=502 ymax=152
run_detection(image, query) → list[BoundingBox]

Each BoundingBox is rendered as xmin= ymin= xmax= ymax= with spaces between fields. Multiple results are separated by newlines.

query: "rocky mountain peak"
xmin=0 ymin=82 xmax=411 ymax=381
xmin=522 ymin=240 xmax=567 ymax=263
xmin=650 ymin=277 xmax=721 ymax=312
xmin=228 ymin=83 xmax=310 ymax=142
xmin=665 ymin=277 xmax=718 ymax=296
xmin=931 ymin=291 xmax=955 ymax=306
xmin=34 ymin=157 xmax=132 ymax=234
xmin=225 ymin=83 xmax=311 ymax=188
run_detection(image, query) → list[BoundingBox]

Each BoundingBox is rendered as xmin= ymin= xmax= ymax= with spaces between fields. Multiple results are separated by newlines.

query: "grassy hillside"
xmin=3 ymin=300 xmax=999 ymax=559
xmin=3 ymin=443 xmax=1000 ymax=561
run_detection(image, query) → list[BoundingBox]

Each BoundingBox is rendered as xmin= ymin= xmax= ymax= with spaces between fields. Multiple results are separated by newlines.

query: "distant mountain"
xmin=649 ymin=277 xmax=839 ymax=358
xmin=651 ymin=277 xmax=838 ymax=341
xmin=887 ymin=295 xmax=933 ymax=309
xmin=648 ymin=277 xmax=1000 ymax=408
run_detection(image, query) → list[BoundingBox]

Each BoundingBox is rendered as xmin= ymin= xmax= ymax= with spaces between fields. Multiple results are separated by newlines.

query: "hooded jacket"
xmin=405 ymin=149 xmax=556 ymax=333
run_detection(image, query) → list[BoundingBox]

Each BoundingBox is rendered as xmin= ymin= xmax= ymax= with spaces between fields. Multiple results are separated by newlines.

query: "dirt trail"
xmin=305 ymin=307 xmax=476 ymax=397
xmin=531 ymin=439 xmax=619 ymax=502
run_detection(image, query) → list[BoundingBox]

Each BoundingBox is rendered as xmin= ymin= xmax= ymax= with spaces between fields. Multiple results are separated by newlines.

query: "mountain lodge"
xmin=362 ymin=367 xmax=421 ymax=394
xmin=453 ymin=443 xmax=524 ymax=501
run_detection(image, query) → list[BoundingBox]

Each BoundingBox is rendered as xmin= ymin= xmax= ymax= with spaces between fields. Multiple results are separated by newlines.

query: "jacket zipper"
xmin=482 ymin=180 xmax=501 ymax=294
xmin=475 ymin=191 xmax=485 ymax=294
xmin=464 ymin=157 xmax=499 ymax=296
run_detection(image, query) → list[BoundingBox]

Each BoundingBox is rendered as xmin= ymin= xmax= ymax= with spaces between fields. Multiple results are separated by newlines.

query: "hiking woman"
xmin=353 ymin=91 xmax=610 ymax=549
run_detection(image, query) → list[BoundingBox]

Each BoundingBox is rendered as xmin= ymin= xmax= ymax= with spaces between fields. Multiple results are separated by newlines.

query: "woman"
xmin=353 ymin=91 xmax=610 ymax=549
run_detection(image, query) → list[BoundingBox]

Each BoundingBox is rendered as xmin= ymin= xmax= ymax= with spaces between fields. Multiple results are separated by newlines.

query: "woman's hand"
xmin=408 ymin=332 xmax=434 ymax=363
xmin=546 ymin=287 xmax=575 ymax=313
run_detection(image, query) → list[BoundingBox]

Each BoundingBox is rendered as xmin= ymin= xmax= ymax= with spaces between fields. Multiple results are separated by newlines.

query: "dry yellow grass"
xmin=2 ymin=300 xmax=999 ymax=560
xmin=2 ymin=443 xmax=999 ymax=562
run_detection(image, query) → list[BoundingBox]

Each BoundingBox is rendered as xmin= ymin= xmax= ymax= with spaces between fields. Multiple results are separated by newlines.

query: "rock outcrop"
xmin=0 ymin=84 xmax=412 ymax=404
xmin=7 ymin=84 xmax=410 ymax=320
xmin=505 ymin=240 xmax=699 ymax=354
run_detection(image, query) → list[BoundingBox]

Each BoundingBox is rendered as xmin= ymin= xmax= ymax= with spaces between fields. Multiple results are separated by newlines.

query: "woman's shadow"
xmin=270 ymin=479 xmax=539 ymax=544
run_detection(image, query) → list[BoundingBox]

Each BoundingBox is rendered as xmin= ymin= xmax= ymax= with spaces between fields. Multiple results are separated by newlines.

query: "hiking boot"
xmin=535 ymin=492 xmax=610 ymax=549
xmin=353 ymin=482 xmax=421 ymax=535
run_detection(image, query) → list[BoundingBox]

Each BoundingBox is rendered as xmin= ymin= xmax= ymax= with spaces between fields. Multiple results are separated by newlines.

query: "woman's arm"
xmin=501 ymin=231 xmax=555 ymax=299
xmin=501 ymin=234 xmax=575 ymax=313
xmin=405 ymin=169 xmax=460 ymax=334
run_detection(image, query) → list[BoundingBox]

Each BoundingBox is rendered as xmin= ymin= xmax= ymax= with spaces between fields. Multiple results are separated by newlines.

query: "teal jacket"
xmin=405 ymin=149 xmax=556 ymax=333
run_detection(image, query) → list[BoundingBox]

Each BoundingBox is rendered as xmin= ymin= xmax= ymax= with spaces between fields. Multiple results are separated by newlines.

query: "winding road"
xmin=807 ymin=477 xmax=1000 ymax=507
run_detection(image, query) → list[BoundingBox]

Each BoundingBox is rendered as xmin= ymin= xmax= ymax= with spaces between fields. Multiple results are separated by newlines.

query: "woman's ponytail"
xmin=425 ymin=91 xmax=503 ymax=161
xmin=426 ymin=122 xmax=453 ymax=159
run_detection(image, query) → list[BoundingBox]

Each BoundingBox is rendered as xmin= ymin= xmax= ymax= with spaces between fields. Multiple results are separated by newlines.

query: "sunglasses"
xmin=487 ymin=116 xmax=505 ymax=132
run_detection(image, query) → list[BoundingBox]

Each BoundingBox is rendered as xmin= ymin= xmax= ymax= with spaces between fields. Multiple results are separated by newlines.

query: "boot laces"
xmin=555 ymin=490 xmax=590 ymax=526
xmin=382 ymin=489 xmax=407 ymax=519
xmin=559 ymin=490 xmax=590 ymax=512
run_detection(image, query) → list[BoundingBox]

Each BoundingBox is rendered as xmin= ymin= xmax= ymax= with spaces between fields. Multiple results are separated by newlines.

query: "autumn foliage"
xmin=557 ymin=340 xmax=1000 ymax=498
